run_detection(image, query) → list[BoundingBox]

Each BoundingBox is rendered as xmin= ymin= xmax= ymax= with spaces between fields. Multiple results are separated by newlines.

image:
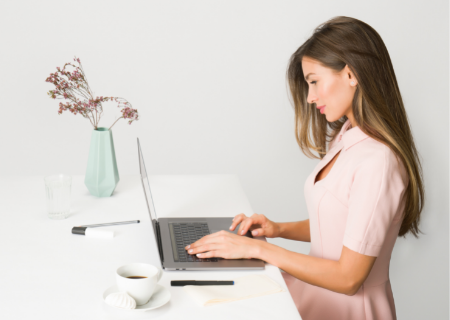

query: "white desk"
xmin=0 ymin=175 xmax=301 ymax=319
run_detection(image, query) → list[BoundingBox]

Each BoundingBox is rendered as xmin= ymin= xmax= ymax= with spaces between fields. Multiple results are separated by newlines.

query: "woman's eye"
xmin=310 ymin=81 xmax=317 ymax=85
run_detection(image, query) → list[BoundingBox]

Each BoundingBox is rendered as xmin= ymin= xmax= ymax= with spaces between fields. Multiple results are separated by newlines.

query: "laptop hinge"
xmin=153 ymin=219 xmax=164 ymax=263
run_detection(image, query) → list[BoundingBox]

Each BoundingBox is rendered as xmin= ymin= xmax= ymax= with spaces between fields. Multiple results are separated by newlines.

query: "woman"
xmin=185 ymin=16 xmax=424 ymax=320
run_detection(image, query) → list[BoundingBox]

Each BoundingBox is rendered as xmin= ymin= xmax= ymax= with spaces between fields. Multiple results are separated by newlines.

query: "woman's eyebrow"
xmin=305 ymin=73 xmax=316 ymax=81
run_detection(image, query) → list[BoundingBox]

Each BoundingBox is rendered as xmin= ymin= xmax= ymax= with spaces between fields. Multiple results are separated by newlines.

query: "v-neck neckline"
xmin=312 ymin=144 xmax=344 ymax=187
xmin=314 ymin=177 xmax=326 ymax=186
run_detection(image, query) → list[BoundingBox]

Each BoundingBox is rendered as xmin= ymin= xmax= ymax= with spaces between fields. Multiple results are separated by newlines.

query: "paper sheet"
xmin=183 ymin=274 xmax=284 ymax=306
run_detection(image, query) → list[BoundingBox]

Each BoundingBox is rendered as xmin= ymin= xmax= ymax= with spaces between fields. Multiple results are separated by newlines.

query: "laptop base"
xmin=159 ymin=217 xmax=265 ymax=271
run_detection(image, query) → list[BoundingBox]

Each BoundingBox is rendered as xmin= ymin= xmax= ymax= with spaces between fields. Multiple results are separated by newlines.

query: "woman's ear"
xmin=344 ymin=64 xmax=358 ymax=86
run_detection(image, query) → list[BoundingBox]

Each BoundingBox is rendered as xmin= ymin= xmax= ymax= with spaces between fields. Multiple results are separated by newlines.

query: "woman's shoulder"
xmin=349 ymin=136 xmax=409 ymax=186
xmin=353 ymin=136 xmax=396 ymax=161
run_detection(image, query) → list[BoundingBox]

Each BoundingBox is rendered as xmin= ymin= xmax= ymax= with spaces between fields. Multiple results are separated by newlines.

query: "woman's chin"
xmin=325 ymin=114 xmax=340 ymax=123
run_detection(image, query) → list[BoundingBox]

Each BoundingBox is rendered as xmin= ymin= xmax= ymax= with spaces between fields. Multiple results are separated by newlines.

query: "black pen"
xmin=171 ymin=280 xmax=234 ymax=286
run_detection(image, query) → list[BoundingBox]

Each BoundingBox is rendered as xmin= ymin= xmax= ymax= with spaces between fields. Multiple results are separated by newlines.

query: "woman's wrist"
xmin=254 ymin=240 xmax=280 ymax=264
xmin=250 ymin=238 xmax=269 ymax=260
xmin=276 ymin=222 xmax=285 ymax=238
xmin=252 ymin=239 xmax=280 ymax=262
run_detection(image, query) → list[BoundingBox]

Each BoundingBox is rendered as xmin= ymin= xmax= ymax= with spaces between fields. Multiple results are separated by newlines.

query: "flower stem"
xmin=109 ymin=116 xmax=123 ymax=130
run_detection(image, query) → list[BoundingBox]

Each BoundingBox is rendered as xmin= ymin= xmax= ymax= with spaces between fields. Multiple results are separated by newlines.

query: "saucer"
xmin=103 ymin=284 xmax=171 ymax=312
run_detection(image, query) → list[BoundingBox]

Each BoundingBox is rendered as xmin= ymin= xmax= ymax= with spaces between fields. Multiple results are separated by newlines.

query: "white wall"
xmin=0 ymin=1 xmax=448 ymax=318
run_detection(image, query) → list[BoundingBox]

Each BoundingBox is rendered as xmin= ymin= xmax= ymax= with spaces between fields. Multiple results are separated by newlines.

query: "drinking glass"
xmin=44 ymin=174 xmax=72 ymax=220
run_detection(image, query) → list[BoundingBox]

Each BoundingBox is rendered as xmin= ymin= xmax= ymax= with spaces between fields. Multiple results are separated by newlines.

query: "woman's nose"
xmin=307 ymin=95 xmax=317 ymax=104
xmin=307 ymin=90 xmax=317 ymax=104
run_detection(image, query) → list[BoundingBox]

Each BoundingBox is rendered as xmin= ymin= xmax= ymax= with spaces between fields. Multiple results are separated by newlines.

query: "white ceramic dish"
xmin=103 ymin=284 xmax=171 ymax=312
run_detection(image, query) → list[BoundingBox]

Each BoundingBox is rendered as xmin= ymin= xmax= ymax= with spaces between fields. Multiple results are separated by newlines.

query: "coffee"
xmin=117 ymin=263 xmax=163 ymax=305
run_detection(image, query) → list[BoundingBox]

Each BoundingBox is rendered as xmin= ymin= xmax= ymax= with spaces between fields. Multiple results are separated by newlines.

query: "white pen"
xmin=79 ymin=220 xmax=140 ymax=228
xmin=72 ymin=220 xmax=140 ymax=238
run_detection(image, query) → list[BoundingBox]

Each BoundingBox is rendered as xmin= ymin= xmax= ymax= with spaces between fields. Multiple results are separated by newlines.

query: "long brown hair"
xmin=286 ymin=16 xmax=424 ymax=238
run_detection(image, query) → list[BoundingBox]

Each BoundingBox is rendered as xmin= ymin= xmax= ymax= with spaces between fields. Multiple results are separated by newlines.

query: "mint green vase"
xmin=84 ymin=127 xmax=119 ymax=197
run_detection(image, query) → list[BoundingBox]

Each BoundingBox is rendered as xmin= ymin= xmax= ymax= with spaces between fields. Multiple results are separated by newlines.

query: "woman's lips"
xmin=317 ymin=105 xmax=326 ymax=114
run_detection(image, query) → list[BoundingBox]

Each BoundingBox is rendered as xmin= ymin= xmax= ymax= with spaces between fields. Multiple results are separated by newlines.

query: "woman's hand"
xmin=184 ymin=230 xmax=263 ymax=260
xmin=229 ymin=213 xmax=281 ymax=238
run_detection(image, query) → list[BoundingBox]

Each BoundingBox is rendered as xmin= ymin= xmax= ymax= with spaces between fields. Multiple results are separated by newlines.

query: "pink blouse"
xmin=282 ymin=119 xmax=409 ymax=320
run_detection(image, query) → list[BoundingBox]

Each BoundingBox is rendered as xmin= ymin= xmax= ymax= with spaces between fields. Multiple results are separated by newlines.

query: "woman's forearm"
xmin=277 ymin=219 xmax=310 ymax=242
xmin=256 ymin=241 xmax=353 ymax=295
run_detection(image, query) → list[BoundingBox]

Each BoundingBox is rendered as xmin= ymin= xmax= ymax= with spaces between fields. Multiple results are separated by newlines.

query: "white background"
xmin=0 ymin=1 xmax=448 ymax=319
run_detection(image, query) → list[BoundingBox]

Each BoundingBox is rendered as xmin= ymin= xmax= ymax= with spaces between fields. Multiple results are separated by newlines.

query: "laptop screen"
xmin=137 ymin=138 xmax=160 ymax=252
xmin=138 ymin=138 xmax=158 ymax=220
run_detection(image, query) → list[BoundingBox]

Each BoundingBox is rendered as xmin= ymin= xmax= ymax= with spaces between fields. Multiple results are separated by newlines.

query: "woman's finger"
xmin=185 ymin=230 xmax=229 ymax=249
xmin=185 ymin=232 xmax=214 ymax=249
xmin=251 ymin=228 xmax=264 ymax=237
xmin=237 ymin=217 xmax=254 ymax=235
xmin=229 ymin=213 xmax=247 ymax=231
xmin=187 ymin=244 xmax=211 ymax=254
xmin=188 ymin=243 xmax=224 ymax=255
xmin=250 ymin=213 xmax=267 ymax=226
xmin=230 ymin=213 xmax=247 ymax=230
xmin=237 ymin=213 xmax=265 ymax=235
xmin=196 ymin=251 xmax=218 ymax=259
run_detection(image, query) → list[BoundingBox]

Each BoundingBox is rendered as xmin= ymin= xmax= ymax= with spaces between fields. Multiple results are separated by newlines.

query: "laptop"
xmin=137 ymin=138 xmax=265 ymax=271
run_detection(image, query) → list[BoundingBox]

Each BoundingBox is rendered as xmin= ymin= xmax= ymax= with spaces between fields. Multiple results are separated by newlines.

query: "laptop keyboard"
xmin=169 ymin=223 xmax=219 ymax=262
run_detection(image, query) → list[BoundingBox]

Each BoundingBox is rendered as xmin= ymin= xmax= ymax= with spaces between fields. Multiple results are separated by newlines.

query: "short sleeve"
xmin=342 ymin=146 xmax=408 ymax=257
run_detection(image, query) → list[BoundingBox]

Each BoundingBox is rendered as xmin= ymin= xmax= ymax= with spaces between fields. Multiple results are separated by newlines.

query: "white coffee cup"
xmin=116 ymin=263 xmax=163 ymax=305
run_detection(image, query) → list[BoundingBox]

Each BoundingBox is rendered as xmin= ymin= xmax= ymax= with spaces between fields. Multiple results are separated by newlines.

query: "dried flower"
xmin=45 ymin=56 xmax=139 ymax=130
